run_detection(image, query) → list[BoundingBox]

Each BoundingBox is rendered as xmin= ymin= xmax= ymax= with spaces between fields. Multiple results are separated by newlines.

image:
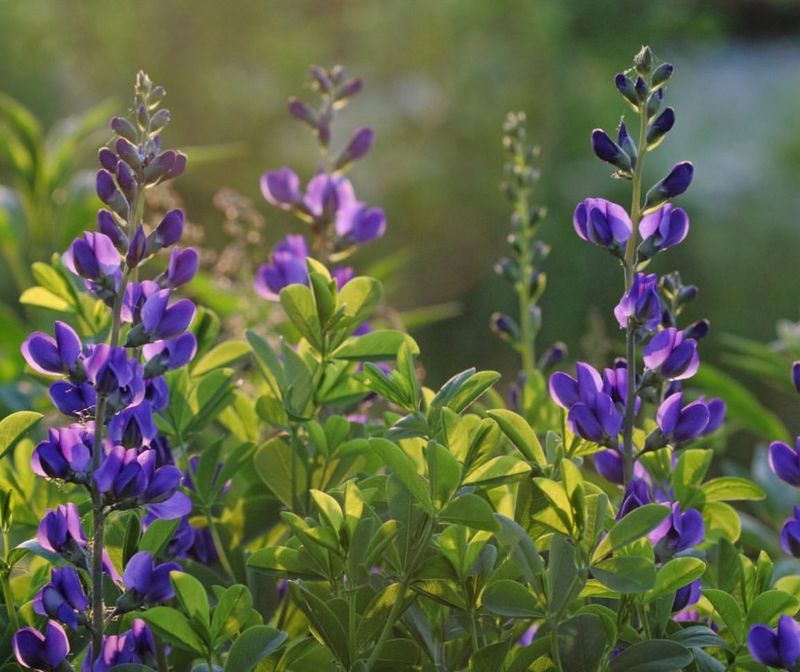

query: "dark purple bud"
xmin=111 ymin=116 xmax=138 ymax=142
xmin=166 ymin=151 xmax=187 ymax=179
xmin=316 ymin=116 xmax=331 ymax=147
xmin=573 ymin=198 xmax=632 ymax=249
xmin=12 ymin=621 xmax=69 ymax=671
xmin=615 ymin=73 xmax=639 ymax=109
xmin=634 ymin=76 xmax=649 ymax=101
xmin=651 ymin=62 xmax=674 ymax=90
xmin=594 ymin=449 xmax=624 ymax=484
xmin=634 ymin=46 xmax=654 ymax=75
xmin=591 ymin=129 xmax=631 ymax=171
xmin=97 ymin=210 xmax=127 ymax=252
xmin=147 ymin=209 xmax=184 ymax=253
xmin=618 ymin=478 xmax=651 ymax=518
xmin=253 ymin=234 xmax=309 ymax=301
xmin=96 ymin=170 xmax=117 ymax=203
xmin=98 ymin=148 xmax=118 ymax=172
xmin=747 ymin=615 xmax=800 ymax=670
xmin=769 ymin=438 xmax=800 ymax=486
xmin=614 ymin=273 xmax=661 ymax=331
xmin=646 ymin=89 xmax=664 ymax=118
xmin=792 ymin=362 xmax=800 ymax=395
xmin=116 ymin=137 xmax=141 ymax=169
xmin=617 ymin=121 xmax=637 ymax=161
xmin=672 ymin=579 xmax=701 ymax=612
xmin=309 ymin=66 xmax=332 ymax=92
xmin=337 ymin=127 xmax=374 ymax=168
xmin=126 ymin=224 xmax=147 ymax=268
xmin=539 ymin=342 xmax=567 ymax=371
xmin=116 ymin=160 xmax=136 ymax=198
xmin=684 ymin=319 xmax=710 ymax=342
xmin=644 ymin=162 xmax=694 ymax=212
xmin=337 ymin=77 xmax=363 ymax=100
xmin=490 ymin=313 xmax=519 ymax=341
xmin=647 ymin=108 xmax=675 ymax=147
xmin=287 ymin=97 xmax=316 ymax=126
xmin=149 ymin=109 xmax=171 ymax=133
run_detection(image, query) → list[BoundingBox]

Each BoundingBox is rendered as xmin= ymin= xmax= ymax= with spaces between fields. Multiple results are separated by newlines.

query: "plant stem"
xmin=621 ymin=102 xmax=650 ymax=485
xmin=204 ymin=507 xmax=237 ymax=585
xmin=90 ymin=393 xmax=108 ymax=663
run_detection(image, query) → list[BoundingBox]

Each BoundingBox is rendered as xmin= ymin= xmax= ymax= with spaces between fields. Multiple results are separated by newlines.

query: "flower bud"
xmin=651 ymin=62 xmax=674 ymax=90
xmin=116 ymin=160 xmax=136 ymax=198
xmin=336 ymin=77 xmax=364 ymax=101
xmin=615 ymin=73 xmax=640 ymax=110
xmin=647 ymin=108 xmax=675 ymax=149
xmin=97 ymin=210 xmax=128 ymax=252
xmin=98 ymin=148 xmax=118 ymax=171
xmin=335 ymin=127 xmax=374 ymax=169
xmin=287 ymin=97 xmax=316 ymax=126
xmin=617 ymin=121 xmax=637 ymax=163
xmin=634 ymin=45 xmax=654 ymax=75
xmin=111 ymin=116 xmax=138 ymax=142
xmin=490 ymin=313 xmax=519 ymax=341
xmin=646 ymin=89 xmax=664 ymax=118
xmin=591 ymin=129 xmax=631 ymax=172
xmin=126 ymin=224 xmax=147 ymax=268
xmin=643 ymin=162 xmax=694 ymax=212
xmin=309 ymin=66 xmax=332 ymax=93
xmin=149 ymin=109 xmax=171 ymax=134
xmin=494 ymin=257 xmax=517 ymax=283
xmin=614 ymin=273 xmax=661 ymax=331
xmin=684 ymin=319 xmax=710 ymax=341
xmin=116 ymin=138 xmax=142 ymax=169
xmin=793 ymin=362 xmax=800 ymax=395
xmin=634 ymin=76 xmax=649 ymax=102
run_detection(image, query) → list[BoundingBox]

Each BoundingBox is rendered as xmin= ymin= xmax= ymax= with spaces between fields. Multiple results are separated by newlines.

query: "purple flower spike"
xmin=781 ymin=507 xmax=800 ymax=557
xmin=747 ymin=615 xmax=800 ymax=669
xmin=21 ymin=321 xmax=82 ymax=376
xmin=656 ymin=392 xmax=711 ymax=445
xmin=164 ymin=247 xmax=199 ymax=287
xmin=260 ymin=167 xmax=303 ymax=209
xmin=122 ymin=551 xmax=181 ymax=605
xmin=12 ymin=621 xmax=69 ymax=671
xmin=573 ymin=198 xmax=632 ymax=249
xmin=254 ymin=234 xmax=309 ymax=300
xmin=643 ymin=328 xmax=699 ymax=381
xmin=32 ymin=426 xmax=92 ymax=481
xmin=614 ymin=273 xmax=661 ymax=331
xmin=336 ymin=203 xmax=387 ymax=244
xmin=769 ymin=438 xmax=800 ymax=486
xmin=33 ymin=567 xmax=89 ymax=630
xmin=639 ymin=204 xmax=689 ymax=257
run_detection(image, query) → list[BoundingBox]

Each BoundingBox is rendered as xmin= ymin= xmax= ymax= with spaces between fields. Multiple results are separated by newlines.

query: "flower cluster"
xmin=13 ymin=73 xmax=196 ymax=671
xmin=254 ymin=66 xmax=385 ymax=302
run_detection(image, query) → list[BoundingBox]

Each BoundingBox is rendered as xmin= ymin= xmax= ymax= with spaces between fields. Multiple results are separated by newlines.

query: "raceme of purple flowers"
xmin=14 ymin=76 xmax=197 ymax=670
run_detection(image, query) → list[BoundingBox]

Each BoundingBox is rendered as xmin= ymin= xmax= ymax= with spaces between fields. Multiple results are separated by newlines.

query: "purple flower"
xmin=771 ymin=439 xmax=800 ymax=486
xmin=121 ymin=280 xmax=160 ymax=324
xmin=49 ymin=381 xmax=96 ymax=417
xmin=143 ymin=512 xmax=195 ymax=558
xmin=656 ymin=392 xmax=711 ymax=445
xmin=142 ymin=333 xmax=197 ymax=377
xmin=12 ymin=621 xmax=69 ymax=671
xmin=82 ymin=619 xmax=158 ymax=672
xmin=84 ymin=344 xmax=145 ymax=409
xmin=650 ymin=503 xmax=704 ymax=559
xmin=146 ymin=209 xmax=184 ymax=253
xmin=639 ymin=204 xmax=689 ymax=257
xmin=126 ymin=224 xmax=146 ymax=268
xmin=260 ymin=167 xmax=303 ymax=209
xmin=614 ymin=273 xmax=661 ymax=330
xmin=145 ymin=377 xmax=169 ymax=413
xmin=573 ymin=198 xmax=632 ymax=248
xmin=602 ymin=362 xmax=641 ymax=414
xmin=747 ymin=616 xmax=800 ymax=670
xmin=647 ymin=107 xmax=675 ymax=146
xmin=793 ymin=362 xmax=800 ymax=395
xmin=38 ymin=503 xmax=87 ymax=555
xmin=121 ymin=551 xmax=180 ymax=605
xmin=108 ymin=402 xmax=158 ymax=449
xmin=64 ymin=232 xmax=122 ymax=293
xmin=32 ymin=426 xmax=93 ymax=481
xmin=125 ymin=289 xmax=195 ymax=346
xmin=304 ymin=173 xmax=356 ymax=219
xmin=340 ymin=127 xmax=374 ymax=164
xmin=335 ymin=202 xmax=387 ymax=244
xmin=781 ymin=507 xmax=800 ymax=557
xmin=701 ymin=397 xmax=726 ymax=436
xmin=163 ymin=247 xmax=198 ymax=287
xmin=618 ymin=478 xmax=652 ymax=518
xmin=254 ymin=234 xmax=309 ymax=300
xmin=21 ymin=321 xmax=83 ymax=377
xmin=644 ymin=161 xmax=694 ymax=211
xmin=595 ymin=449 xmax=624 ymax=484
xmin=97 ymin=210 xmax=127 ymax=252
xmin=33 ymin=567 xmax=89 ymax=630
xmin=549 ymin=362 xmax=623 ymax=443
xmin=643 ymin=328 xmax=699 ymax=381
xmin=672 ymin=578 xmax=701 ymax=613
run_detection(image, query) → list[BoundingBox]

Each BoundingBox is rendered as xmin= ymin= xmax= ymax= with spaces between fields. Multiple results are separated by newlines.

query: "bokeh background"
xmin=2 ymin=0 xmax=800 ymax=433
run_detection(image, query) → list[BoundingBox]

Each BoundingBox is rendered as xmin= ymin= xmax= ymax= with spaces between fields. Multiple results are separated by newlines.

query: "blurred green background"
xmin=2 ymin=0 xmax=800 ymax=421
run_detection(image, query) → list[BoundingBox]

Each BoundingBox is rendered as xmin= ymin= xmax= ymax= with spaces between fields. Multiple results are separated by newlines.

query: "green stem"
xmin=90 ymin=393 xmax=108 ymax=662
xmin=621 ymin=102 xmax=650 ymax=485
xmin=204 ymin=507 xmax=237 ymax=585
xmin=1 ymin=572 xmax=18 ymax=631
xmin=514 ymin=164 xmax=536 ymax=380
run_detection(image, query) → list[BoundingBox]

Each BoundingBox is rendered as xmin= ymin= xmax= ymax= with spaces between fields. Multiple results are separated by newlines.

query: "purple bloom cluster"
xmin=13 ymin=73 xmax=197 ymax=671
xmin=254 ymin=66 xmax=385 ymax=301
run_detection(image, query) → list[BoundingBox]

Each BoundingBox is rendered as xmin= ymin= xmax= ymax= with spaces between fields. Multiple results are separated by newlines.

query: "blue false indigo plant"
xmin=3 ymin=49 xmax=800 ymax=672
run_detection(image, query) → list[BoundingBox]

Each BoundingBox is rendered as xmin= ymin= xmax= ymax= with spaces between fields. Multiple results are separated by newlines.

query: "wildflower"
xmin=643 ymin=328 xmax=699 ymax=381
xmin=38 ymin=504 xmax=87 ymax=563
xmin=769 ymin=439 xmax=800 ymax=487
xmin=638 ymin=203 xmax=689 ymax=258
xmin=335 ymin=201 xmax=387 ymax=244
xmin=12 ymin=621 xmax=69 ymax=671
xmin=655 ymin=392 xmax=712 ymax=445
xmin=64 ymin=232 xmax=122 ymax=299
xmin=572 ymin=198 xmax=632 ymax=249
xmin=32 ymin=426 xmax=93 ymax=482
xmin=33 ymin=567 xmax=89 ymax=630
xmin=82 ymin=619 xmax=158 ymax=672
xmin=124 ymin=289 xmax=195 ymax=347
xmin=614 ymin=273 xmax=661 ymax=330
xmin=260 ymin=167 xmax=304 ymax=210
xmin=591 ymin=129 xmax=631 ymax=171
xmin=253 ymin=234 xmax=309 ymax=300
xmin=161 ymin=247 xmax=198 ymax=288
xmin=142 ymin=333 xmax=197 ymax=378
xmin=747 ymin=616 xmax=800 ymax=670
xmin=21 ymin=322 xmax=83 ymax=377
xmin=672 ymin=579 xmax=701 ymax=612
xmin=118 ymin=551 xmax=180 ymax=608
xmin=650 ymin=503 xmax=704 ymax=559
xmin=108 ymin=402 xmax=158 ymax=449
xmin=780 ymin=507 xmax=800 ymax=557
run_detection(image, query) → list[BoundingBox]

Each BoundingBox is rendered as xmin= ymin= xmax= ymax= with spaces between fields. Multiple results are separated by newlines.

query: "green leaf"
xmin=171 ymin=571 xmax=210 ymax=626
xmin=557 ymin=613 xmax=609 ymax=672
xmin=139 ymin=518 xmax=180 ymax=558
xmin=592 ymin=504 xmax=670 ymax=561
xmin=481 ymin=579 xmax=542 ymax=618
xmin=493 ymin=514 xmax=545 ymax=595
xmin=223 ymin=625 xmax=286 ymax=672
xmin=19 ymin=286 xmax=73 ymax=312
xmin=548 ymin=534 xmax=581 ymax=616
xmin=253 ymin=437 xmax=304 ymax=509
xmin=609 ymin=640 xmax=693 ymax=672
xmin=332 ymin=329 xmax=419 ymax=362
xmin=139 ymin=606 xmax=206 ymax=654
xmin=591 ymin=556 xmax=656 ymax=593
xmin=439 ymin=494 xmax=499 ymax=531
xmin=370 ymin=438 xmax=432 ymax=513
xmin=247 ymin=546 xmax=326 ymax=580
xmin=338 ymin=276 xmax=382 ymax=326
xmin=703 ymin=588 xmax=744 ymax=642
xmin=462 ymin=455 xmax=531 ymax=488
xmin=647 ymin=557 xmax=706 ymax=601
xmin=289 ymin=582 xmax=350 ymax=667
xmin=745 ymin=590 xmax=800 ymax=628
xmin=212 ymin=584 xmax=257 ymax=645
xmin=673 ymin=449 xmax=713 ymax=506
xmin=0 ymin=411 xmax=42 ymax=459
xmin=280 ymin=284 xmax=322 ymax=349
xmin=310 ymin=489 xmax=344 ymax=533
xmin=192 ymin=340 xmax=250 ymax=375
xmin=486 ymin=409 xmax=546 ymax=465
xmin=701 ymin=477 xmax=765 ymax=502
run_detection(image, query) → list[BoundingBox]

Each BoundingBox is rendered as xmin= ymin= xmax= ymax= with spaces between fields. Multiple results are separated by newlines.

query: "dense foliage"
xmin=2 ymin=47 xmax=800 ymax=672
